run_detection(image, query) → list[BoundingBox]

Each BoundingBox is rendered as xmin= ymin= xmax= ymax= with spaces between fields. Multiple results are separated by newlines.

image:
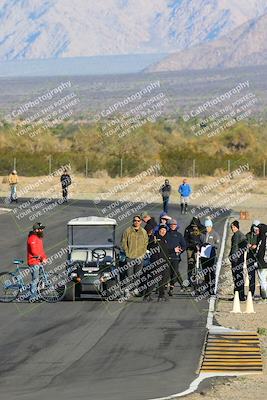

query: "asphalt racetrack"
xmin=0 ymin=199 xmax=227 ymax=400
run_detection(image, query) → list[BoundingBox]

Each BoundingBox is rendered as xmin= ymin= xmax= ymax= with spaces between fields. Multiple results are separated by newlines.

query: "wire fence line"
xmin=1 ymin=156 xmax=266 ymax=178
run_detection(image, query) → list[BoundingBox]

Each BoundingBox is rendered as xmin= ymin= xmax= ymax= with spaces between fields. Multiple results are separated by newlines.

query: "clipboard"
xmin=200 ymin=244 xmax=212 ymax=258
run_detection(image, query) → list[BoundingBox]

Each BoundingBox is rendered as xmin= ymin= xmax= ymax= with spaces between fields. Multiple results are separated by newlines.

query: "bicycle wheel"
xmin=0 ymin=272 xmax=20 ymax=302
xmin=37 ymin=273 xmax=67 ymax=303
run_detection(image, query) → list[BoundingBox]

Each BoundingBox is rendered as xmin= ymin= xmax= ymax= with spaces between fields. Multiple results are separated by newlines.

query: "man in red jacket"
xmin=27 ymin=222 xmax=48 ymax=301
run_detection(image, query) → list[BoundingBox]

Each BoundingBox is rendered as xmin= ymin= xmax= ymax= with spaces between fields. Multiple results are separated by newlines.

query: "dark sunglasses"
xmin=133 ymin=219 xmax=141 ymax=222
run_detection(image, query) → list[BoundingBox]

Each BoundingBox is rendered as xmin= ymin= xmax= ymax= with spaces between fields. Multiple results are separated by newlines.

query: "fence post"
xmin=192 ymin=159 xmax=196 ymax=178
xmin=227 ymin=160 xmax=231 ymax=174
xmin=48 ymin=155 xmax=52 ymax=175
xmin=85 ymin=158 xmax=88 ymax=177
xmin=120 ymin=158 xmax=123 ymax=178
xmin=263 ymin=160 xmax=266 ymax=179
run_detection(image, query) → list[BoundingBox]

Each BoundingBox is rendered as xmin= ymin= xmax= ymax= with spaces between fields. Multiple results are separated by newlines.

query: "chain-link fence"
xmin=1 ymin=154 xmax=266 ymax=178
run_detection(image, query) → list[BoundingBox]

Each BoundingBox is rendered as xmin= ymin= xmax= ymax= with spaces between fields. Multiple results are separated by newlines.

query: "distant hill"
xmin=146 ymin=13 xmax=267 ymax=72
xmin=1 ymin=0 xmax=267 ymax=60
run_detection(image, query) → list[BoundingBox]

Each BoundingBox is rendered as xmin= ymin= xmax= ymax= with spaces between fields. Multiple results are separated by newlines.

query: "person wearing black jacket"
xmin=229 ymin=220 xmax=248 ymax=301
xmin=166 ymin=219 xmax=187 ymax=295
xmin=159 ymin=179 xmax=172 ymax=213
xmin=60 ymin=169 xmax=72 ymax=203
xmin=255 ymin=223 xmax=267 ymax=300
xmin=141 ymin=211 xmax=157 ymax=233
xmin=245 ymin=221 xmax=260 ymax=297
xmin=145 ymin=224 xmax=170 ymax=302
xmin=184 ymin=217 xmax=205 ymax=287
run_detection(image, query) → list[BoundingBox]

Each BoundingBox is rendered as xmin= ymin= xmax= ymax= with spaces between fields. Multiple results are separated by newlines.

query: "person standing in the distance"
xmin=245 ymin=220 xmax=260 ymax=298
xmin=200 ymin=218 xmax=220 ymax=296
xmin=166 ymin=219 xmax=187 ymax=295
xmin=229 ymin=220 xmax=248 ymax=301
xmin=159 ymin=179 xmax=172 ymax=213
xmin=178 ymin=178 xmax=192 ymax=214
xmin=27 ymin=222 xmax=48 ymax=302
xmin=8 ymin=170 xmax=18 ymax=203
xmin=60 ymin=169 xmax=72 ymax=203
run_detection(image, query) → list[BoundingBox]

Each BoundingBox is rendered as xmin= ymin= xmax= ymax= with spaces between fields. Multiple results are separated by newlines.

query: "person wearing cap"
xmin=154 ymin=212 xmax=172 ymax=235
xmin=166 ymin=219 xmax=187 ymax=296
xmin=245 ymin=220 xmax=260 ymax=297
xmin=141 ymin=211 xmax=157 ymax=234
xmin=229 ymin=220 xmax=248 ymax=301
xmin=184 ymin=217 xmax=205 ymax=287
xmin=159 ymin=179 xmax=172 ymax=213
xmin=255 ymin=222 xmax=267 ymax=300
xmin=27 ymin=222 xmax=48 ymax=301
xmin=121 ymin=215 xmax=148 ymax=296
xmin=8 ymin=169 xmax=18 ymax=203
xmin=178 ymin=178 xmax=192 ymax=214
xmin=60 ymin=169 xmax=72 ymax=203
xmin=200 ymin=218 xmax=220 ymax=296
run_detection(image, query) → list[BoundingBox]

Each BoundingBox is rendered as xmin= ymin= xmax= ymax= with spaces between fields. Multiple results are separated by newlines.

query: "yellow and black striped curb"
xmin=200 ymin=332 xmax=263 ymax=373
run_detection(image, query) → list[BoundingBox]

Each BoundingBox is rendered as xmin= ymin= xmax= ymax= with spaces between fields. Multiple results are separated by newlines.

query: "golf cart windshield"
xmin=71 ymin=226 xmax=115 ymax=246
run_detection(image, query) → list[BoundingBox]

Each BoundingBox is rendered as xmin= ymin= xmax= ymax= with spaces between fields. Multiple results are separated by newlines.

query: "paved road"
xmin=0 ymin=199 xmax=227 ymax=400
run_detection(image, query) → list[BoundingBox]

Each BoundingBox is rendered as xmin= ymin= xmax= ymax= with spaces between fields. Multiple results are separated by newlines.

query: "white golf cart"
xmin=65 ymin=216 xmax=120 ymax=300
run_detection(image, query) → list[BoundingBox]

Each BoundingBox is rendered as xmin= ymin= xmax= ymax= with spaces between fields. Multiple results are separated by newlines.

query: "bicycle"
xmin=0 ymin=258 xmax=67 ymax=303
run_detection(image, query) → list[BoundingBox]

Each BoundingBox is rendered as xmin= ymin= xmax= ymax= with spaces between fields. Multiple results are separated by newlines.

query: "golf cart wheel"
xmin=0 ymin=272 xmax=20 ymax=302
xmin=37 ymin=273 xmax=67 ymax=303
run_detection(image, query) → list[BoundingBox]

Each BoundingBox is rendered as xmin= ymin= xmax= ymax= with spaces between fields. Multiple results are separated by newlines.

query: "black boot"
xmin=181 ymin=203 xmax=184 ymax=214
xmin=185 ymin=203 xmax=188 ymax=214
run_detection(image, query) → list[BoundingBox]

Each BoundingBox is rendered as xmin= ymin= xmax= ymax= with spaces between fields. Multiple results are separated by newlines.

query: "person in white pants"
xmin=255 ymin=222 xmax=267 ymax=300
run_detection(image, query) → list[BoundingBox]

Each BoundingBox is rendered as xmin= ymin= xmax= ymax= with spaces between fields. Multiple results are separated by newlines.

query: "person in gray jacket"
xmin=200 ymin=218 xmax=220 ymax=296
xmin=229 ymin=220 xmax=248 ymax=301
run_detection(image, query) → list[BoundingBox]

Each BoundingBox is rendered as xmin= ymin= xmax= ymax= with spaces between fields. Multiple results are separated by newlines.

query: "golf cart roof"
xmin=67 ymin=216 xmax=117 ymax=226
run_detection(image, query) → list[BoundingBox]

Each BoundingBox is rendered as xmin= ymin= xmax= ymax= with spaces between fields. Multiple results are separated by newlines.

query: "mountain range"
xmin=146 ymin=12 xmax=267 ymax=72
xmin=0 ymin=0 xmax=267 ymax=61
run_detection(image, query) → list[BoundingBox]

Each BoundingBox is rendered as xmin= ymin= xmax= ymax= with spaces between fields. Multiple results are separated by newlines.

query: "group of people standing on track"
xmin=230 ymin=219 xmax=267 ymax=302
xmin=120 ymin=209 xmax=220 ymax=302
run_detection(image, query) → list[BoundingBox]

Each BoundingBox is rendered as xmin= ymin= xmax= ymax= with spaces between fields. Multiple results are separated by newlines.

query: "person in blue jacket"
xmin=178 ymin=178 xmax=192 ymax=214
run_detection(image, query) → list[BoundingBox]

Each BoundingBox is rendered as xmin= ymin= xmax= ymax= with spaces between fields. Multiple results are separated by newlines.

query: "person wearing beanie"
xmin=200 ymin=218 xmax=220 ymax=296
xmin=245 ymin=221 xmax=260 ymax=297
xmin=184 ymin=217 xmax=205 ymax=287
xmin=154 ymin=212 xmax=171 ymax=235
xmin=145 ymin=224 xmax=170 ymax=302
xmin=229 ymin=220 xmax=248 ymax=301
xmin=166 ymin=219 xmax=187 ymax=295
